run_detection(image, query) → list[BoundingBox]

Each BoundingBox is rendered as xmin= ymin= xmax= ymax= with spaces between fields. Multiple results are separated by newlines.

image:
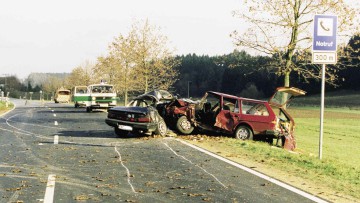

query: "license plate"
xmin=100 ymin=103 xmax=109 ymax=107
xmin=118 ymin=125 xmax=133 ymax=131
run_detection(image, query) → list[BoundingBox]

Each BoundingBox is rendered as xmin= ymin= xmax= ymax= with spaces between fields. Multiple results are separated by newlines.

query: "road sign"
xmin=313 ymin=15 xmax=337 ymax=51
xmin=312 ymin=14 xmax=338 ymax=65
xmin=311 ymin=14 xmax=338 ymax=160
xmin=312 ymin=52 xmax=337 ymax=64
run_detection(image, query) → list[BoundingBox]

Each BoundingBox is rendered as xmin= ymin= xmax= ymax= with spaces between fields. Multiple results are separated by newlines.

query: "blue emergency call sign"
xmin=313 ymin=15 xmax=337 ymax=51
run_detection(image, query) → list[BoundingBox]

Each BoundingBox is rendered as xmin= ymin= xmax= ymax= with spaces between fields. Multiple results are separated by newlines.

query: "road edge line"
xmin=176 ymin=138 xmax=328 ymax=203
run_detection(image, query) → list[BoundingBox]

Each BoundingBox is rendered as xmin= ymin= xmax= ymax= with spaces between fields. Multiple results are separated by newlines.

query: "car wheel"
xmin=75 ymin=103 xmax=79 ymax=108
xmin=154 ymin=119 xmax=167 ymax=137
xmin=115 ymin=127 xmax=128 ymax=138
xmin=234 ymin=126 xmax=253 ymax=140
xmin=176 ymin=116 xmax=194 ymax=135
xmin=86 ymin=107 xmax=92 ymax=112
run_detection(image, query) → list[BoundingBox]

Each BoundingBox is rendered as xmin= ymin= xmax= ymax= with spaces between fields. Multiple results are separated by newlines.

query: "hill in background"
xmin=25 ymin=72 xmax=70 ymax=88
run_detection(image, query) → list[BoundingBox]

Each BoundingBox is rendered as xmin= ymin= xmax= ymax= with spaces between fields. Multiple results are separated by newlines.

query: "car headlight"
xmin=92 ymin=97 xmax=96 ymax=101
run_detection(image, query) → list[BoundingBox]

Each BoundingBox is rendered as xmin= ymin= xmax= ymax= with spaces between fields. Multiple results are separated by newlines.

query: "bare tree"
xmin=132 ymin=19 xmax=179 ymax=93
xmin=97 ymin=20 xmax=179 ymax=104
xmin=231 ymin=0 xmax=358 ymax=87
xmin=66 ymin=60 xmax=97 ymax=87
xmin=95 ymin=55 xmax=119 ymax=85
xmin=109 ymin=30 xmax=139 ymax=105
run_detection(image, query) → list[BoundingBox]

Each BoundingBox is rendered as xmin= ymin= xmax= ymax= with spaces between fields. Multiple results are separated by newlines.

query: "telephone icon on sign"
xmin=317 ymin=18 xmax=333 ymax=37
xmin=320 ymin=21 xmax=330 ymax=31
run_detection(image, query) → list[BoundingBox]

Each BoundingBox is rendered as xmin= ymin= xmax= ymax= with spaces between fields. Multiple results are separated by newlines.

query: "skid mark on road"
xmin=0 ymin=126 xmax=33 ymax=135
xmin=114 ymin=145 xmax=137 ymax=193
xmin=7 ymin=190 xmax=20 ymax=203
xmin=4 ymin=112 xmax=65 ymax=141
xmin=4 ymin=114 xmax=51 ymax=140
xmin=163 ymin=142 xmax=227 ymax=188
xmin=2 ymin=112 xmax=65 ymax=130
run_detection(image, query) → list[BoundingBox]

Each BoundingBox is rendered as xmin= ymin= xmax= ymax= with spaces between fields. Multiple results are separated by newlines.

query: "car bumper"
xmin=105 ymin=118 xmax=157 ymax=132
xmin=91 ymin=104 xmax=116 ymax=109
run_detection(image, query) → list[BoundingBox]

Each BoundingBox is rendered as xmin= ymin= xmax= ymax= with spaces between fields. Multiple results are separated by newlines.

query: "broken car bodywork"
xmin=164 ymin=87 xmax=306 ymax=150
xmin=105 ymin=90 xmax=173 ymax=137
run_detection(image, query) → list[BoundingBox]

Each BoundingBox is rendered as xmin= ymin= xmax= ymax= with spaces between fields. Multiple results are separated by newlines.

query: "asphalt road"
xmin=0 ymin=99 xmax=323 ymax=203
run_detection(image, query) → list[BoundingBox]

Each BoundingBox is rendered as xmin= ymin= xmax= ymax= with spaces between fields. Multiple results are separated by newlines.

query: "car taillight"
xmin=137 ymin=117 xmax=151 ymax=122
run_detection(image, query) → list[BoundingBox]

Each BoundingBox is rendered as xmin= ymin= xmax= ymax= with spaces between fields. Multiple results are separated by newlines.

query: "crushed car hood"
xmin=135 ymin=90 xmax=174 ymax=103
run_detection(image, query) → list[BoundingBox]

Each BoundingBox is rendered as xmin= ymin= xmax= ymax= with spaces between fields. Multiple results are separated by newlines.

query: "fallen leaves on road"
xmin=11 ymin=168 xmax=22 ymax=173
xmin=74 ymin=194 xmax=90 ymax=200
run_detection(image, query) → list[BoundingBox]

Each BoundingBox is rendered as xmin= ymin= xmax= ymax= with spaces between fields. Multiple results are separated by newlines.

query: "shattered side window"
xmin=242 ymin=101 xmax=269 ymax=116
xmin=234 ymin=100 xmax=240 ymax=113
xmin=127 ymin=98 xmax=154 ymax=107
xmin=201 ymin=93 xmax=220 ymax=112
xmin=223 ymin=97 xmax=237 ymax=112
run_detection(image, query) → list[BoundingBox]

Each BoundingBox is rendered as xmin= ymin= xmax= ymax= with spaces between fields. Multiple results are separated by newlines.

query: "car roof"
xmin=207 ymin=91 xmax=267 ymax=103
xmin=89 ymin=84 xmax=113 ymax=87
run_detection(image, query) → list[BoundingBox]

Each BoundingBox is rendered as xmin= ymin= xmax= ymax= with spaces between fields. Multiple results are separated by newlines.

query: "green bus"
xmin=72 ymin=84 xmax=117 ymax=112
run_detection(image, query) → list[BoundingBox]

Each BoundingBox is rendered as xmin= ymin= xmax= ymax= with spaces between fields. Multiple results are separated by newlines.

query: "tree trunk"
xmin=144 ymin=75 xmax=148 ymax=93
xmin=124 ymin=90 xmax=128 ymax=106
xmin=284 ymin=71 xmax=290 ymax=87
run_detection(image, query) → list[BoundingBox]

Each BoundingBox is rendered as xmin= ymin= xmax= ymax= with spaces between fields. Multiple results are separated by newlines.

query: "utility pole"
xmin=187 ymin=81 xmax=191 ymax=98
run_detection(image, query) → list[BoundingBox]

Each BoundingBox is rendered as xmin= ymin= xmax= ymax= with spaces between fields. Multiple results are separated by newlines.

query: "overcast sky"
xmin=0 ymin=0 xmax=243 ymax=79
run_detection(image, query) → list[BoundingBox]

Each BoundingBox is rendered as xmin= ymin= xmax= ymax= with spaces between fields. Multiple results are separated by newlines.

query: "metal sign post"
xmin=319 ymin=64 xmax=326 ymax=159
xmin=312 ymin=14 xmax=337 ymax=159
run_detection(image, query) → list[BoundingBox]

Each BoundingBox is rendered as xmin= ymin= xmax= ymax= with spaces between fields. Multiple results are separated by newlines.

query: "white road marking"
xmin=53 ymin=114 xmax=56 ymax=117
xmin=163 ymin=142 xmax=227 ymax=188
xmin=176 ymin=139 xmax=328 ymax=203
xmin=54 ymin=121 xmax=58 ymax=126
xmin=5 ymin=114 xmax=52 ymax=139
xmin=43 ymin=174 xmax=56 ymax=203
xmin=114 ymin=146 xmax=137 ymax=193
xmin=54 ymin=135 xmax=59 ymax=145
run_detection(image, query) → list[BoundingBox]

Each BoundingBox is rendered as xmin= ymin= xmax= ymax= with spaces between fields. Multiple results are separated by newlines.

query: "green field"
xmin=182 ymin=92 xmax=360 ymax=202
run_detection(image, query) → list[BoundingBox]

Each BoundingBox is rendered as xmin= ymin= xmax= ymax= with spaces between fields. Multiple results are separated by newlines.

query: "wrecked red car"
xmin=164 ymin=87 xmax=306 ymax=150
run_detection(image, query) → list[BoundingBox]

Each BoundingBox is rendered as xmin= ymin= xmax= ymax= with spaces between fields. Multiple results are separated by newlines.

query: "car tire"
xmin=115 ymin=127 xmax=128 ymax=138
xmin=154 ymin=119 xmax=167 ymax=137
xmin=86 ymin=107 xmax=92 ymax=112
xmin=234 ymin=125 xmax=253 ymax=140
xmin=176 ymin=116 xmax=194 ymax=135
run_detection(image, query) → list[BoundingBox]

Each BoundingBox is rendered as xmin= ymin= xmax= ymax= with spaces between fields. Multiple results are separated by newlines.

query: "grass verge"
xmin=0 ymin=101 xmax=13 ymax=115
xmin=179 ymin=107 xmax=360 ymax=203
